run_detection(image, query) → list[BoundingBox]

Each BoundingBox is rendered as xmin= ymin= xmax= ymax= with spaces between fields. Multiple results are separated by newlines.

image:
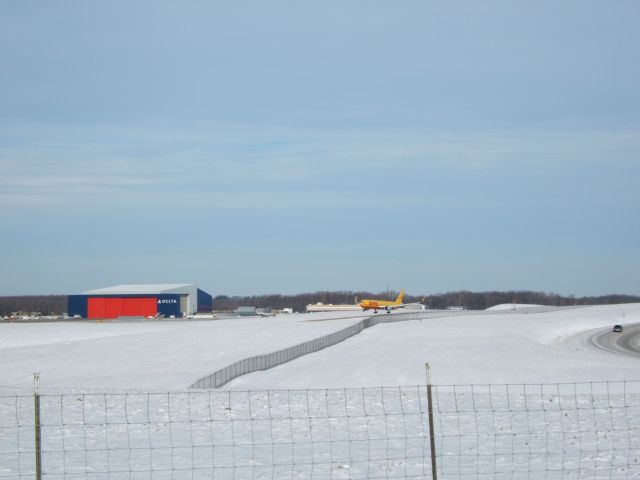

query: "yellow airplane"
xmin=358 ymin=289 xmax=406 ymax=313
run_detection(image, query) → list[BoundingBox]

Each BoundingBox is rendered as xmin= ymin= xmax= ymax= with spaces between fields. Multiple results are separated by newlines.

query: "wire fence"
xmin=432 ymin=381 xmax=640 ymax=479
xmin=2 ymin=380 xmax=640 ymax=479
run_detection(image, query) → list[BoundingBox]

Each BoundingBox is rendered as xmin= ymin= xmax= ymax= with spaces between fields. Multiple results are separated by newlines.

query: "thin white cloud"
xmin=1 ymin=175 xmax=162 ymax=189
xmin=0 ymin=193 xmax=58 ymax=206
xmin=1 ymin=120 xmax=638 ymax=210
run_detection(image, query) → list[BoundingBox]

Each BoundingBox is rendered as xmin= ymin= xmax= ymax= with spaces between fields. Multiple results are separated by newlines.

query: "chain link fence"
xmin=191 ymin=306 xmax=581 ymax=389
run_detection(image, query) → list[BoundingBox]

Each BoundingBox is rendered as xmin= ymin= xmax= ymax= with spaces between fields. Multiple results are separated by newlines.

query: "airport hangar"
xmin=68 ymin=284 xmax=213 ymax=319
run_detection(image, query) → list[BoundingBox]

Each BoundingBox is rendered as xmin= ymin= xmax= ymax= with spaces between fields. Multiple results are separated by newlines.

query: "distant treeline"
xmin=0 ymin=295 xmax=67 ymax=316
xmin=212 ymin=290 xmax=640 ymax=314
xmin=1 ymin=291 xmax=639 ymax=316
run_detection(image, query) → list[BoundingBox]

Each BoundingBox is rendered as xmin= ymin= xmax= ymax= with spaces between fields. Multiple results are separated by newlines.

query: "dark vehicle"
xmin=613 ymin=325 xmax=623 ymax=333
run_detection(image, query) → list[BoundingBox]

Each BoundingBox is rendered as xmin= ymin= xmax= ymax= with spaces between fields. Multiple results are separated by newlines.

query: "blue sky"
xmin=1 ymin=1 xmax=639 ymax=296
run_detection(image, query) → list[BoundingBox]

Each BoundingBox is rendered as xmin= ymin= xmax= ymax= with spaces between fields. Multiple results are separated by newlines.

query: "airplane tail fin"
xmin=395 ymin=289 xmax=405 ymax=304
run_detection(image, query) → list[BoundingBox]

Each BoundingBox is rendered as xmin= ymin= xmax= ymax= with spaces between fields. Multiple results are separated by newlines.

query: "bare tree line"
xmin=210 ymin=290 xmax=639 ymax=313
xmin=0 ymin=295 xmax=67 ymax=316
xmin=1 ymin=291 xmax=638 ymax=316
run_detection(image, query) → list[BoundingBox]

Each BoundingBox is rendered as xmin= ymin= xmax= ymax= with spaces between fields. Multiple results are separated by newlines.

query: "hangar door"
xmin=88 ymin=297 xmax=157 ymax=319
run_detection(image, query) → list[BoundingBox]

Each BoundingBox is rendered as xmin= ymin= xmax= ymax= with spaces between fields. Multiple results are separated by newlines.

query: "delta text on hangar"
xmin=68 ymin=284 xmax=213 ymax=319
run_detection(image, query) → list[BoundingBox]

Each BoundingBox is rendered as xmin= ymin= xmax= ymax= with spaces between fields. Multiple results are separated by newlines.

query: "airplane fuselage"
xmin=358 ymin=290 xmax=405 ymax=312
xmin=360 ymin=300 xmax=396 ymax=311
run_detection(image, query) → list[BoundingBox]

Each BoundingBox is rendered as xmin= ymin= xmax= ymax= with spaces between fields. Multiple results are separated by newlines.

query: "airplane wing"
xmin=380 ymin=302 xmax=424 ymax=311
xmin=398 ymin=302 xmax=425 ymax=309
xmin=394 ymin=297 xmax=427 ymax=310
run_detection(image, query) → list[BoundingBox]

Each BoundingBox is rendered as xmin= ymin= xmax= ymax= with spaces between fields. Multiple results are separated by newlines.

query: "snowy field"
xmin=227 ymin=303 xmax=640 ymax=389
xmin=2 ymin=304 xmax=640 ymax=479
xmin=0 ymin=312 xmax=367 ymax=394
xmin=1 ymin=304 xmax=639 ymax=393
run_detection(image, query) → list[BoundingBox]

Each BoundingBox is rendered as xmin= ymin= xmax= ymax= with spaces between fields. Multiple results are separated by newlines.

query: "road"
xmin=591 ymin=323 xmax=640 ymax=358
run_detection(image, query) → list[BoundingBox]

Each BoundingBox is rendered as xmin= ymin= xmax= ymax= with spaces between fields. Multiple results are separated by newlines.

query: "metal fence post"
xmin=425 ymin=363 xmax=438 ymax=480
xmin=33 ymin=373 xmax=42 ymax=480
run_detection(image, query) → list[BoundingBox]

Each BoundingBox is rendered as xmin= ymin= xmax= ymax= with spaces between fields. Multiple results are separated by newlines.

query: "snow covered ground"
xmin=0 ymin=312 xmax=366 ymax=393
xmin=1 ymin=304 xmax=639 ymax=393
xmin=227 ymin=303 xmax=640 ymax=389
xmin=3 ymin=304 xmax=640 ymax=479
